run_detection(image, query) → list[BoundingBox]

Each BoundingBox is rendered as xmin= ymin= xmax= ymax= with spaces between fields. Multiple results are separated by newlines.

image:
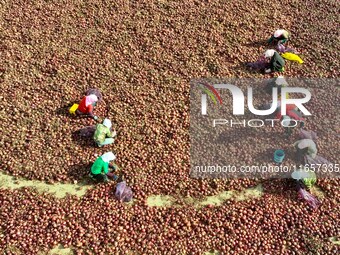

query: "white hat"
xmin=264 ymin=49 xmax=276 ymax=58
xmin=85 ymin=94 xmax=98 ymax=106
xmin=291 ymin=169 xmax=310 ymax=180
xmin=282 ymin=116 xmax=291 ymax=127
xmin=274 ymin=29 xmax=285 ymax=38
xmin=101 ymin=152 xmax=116 ymax=163
xmin=103 ymin=118 xmax=112 ymax=129
xmin=275 ymin=76 xmax=288 ymax=86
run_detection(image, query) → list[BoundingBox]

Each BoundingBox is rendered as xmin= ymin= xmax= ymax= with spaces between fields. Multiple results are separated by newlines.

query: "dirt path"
xmin=0 ymin=171 xmax=264 ymax=205
xmin=0 ymin=172 xmax=90 ymax=198
xmin=147 ymin=184 xmax=263 ymax=207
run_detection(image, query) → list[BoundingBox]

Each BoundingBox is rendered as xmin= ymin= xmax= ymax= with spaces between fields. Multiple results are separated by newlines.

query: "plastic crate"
xmin=69 ymin=103 xmax=79 ymax=115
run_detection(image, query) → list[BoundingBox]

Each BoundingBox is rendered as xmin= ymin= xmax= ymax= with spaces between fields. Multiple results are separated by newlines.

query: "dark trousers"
xmin=91 ymin=173 xmax=108 ymax=182
xmin=296 ymin=146 xmax=308 ymax=164
xmin=284 ymin=127 xmax=293 ymax=136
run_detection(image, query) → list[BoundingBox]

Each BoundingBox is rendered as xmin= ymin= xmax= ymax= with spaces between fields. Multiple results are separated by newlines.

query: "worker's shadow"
xmin=66 ymin=162 xmax=92 ymax=181
xmin=235 ymin=62 xmax=262 ymax=75
xmin=252 ymin=147 xmax=277 ymax=165
xmin=71 ymin=130 xmax=96 ymax=148
xmin=55 ymin=104 xmax=74 ymax=117
xmin=252 ymin=146 xmax=297 ymax=182
xmin=261 ymin=178 xmax=296 ymax=197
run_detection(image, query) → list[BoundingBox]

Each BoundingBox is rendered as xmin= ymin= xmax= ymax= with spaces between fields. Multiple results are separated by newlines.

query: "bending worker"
xmin=276 ymin=103 xmax=305 ymax=125
xmin=76 ymin=94 xmax=99 ymax=120
xmin=277 ymin=102 xmax=305 ymax=137
xmin=268 ymin=29 xmax=290 ymax=45
xmin=263 ymin=49 xmax=285 ymax=74
xmin=90 ymin=151 xmax=117 ymax=182
xmin=93 ymin=118 xmax=117 ymax=147
xmin=294 ymin=139 xmax=317 ymax=164
xmin=265 ymin=75 xmax=288 ymax=96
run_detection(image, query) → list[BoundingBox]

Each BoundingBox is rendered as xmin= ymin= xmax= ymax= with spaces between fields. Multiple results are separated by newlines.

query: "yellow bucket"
xmin=69 ymin=104 xmax=79 ymax=115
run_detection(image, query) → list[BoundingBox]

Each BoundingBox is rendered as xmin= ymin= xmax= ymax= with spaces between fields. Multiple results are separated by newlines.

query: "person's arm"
xmin=296 ymin=179 xmax=306 ymax=190
xmin=87 ymin=104 xmax=94 ymax=116
xmin=87 ymin=105 xmax=98 ymax=120
xmin=267 ymin=36 xmax=274 ymax=44
xmin=106 ymin=127 xmax=113 ymax=138
xmin=109 ymin=163 xmax=116 ymax=171
xmin=293 ymin=140 xmax=301 ymax=147
xmin=112 ymin=130 xmax=117 ymax=137
xmin=103 ymin=162 xmax=109 ymax=174
xmin=275 ymin=111 xmax=282 ymax=121
xmin=264 ymin=57 xmax=273 ymax=73
xmin=107 ymin=128 xmax=117 ymax=138
xmin=287 ymin=110 xmax=304 ymax=121
xmin=307 ymin=141 xmax=317 ymax=158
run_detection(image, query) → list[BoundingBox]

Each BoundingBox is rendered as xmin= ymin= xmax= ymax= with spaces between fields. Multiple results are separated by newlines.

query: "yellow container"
xmin=69 ymin=103 xmax=79 ymax=115
xmin=281 ymin=52 xmax=304 ymax=64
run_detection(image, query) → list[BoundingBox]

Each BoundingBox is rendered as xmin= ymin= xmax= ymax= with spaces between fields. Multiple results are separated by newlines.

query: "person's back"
xmin=93 ymin=118 xmax=116 ymax=147
xmin=76 ymin=94 xmax=98 ymax=119
xmin=91 ymin=156 xmax=108 ymax=175
xmin=77 ymin=96 xmax=89 ymax=113
xmin=296 ymin=139 xmax=317 ymax=158
xmin=270 ymin=52 xmax=285 ymax=72
xmin=94 ymin=124 xmax=111 ymax=144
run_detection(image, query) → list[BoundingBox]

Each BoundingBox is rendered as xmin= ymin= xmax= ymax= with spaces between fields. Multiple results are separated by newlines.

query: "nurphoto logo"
xmin=200 ymin=82 xmax=311 ymax=116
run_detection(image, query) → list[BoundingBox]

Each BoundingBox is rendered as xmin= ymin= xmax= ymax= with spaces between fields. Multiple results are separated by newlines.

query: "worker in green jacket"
xmin=93 ymin=118 xmax=117 ymax=147
xmin=90 ymin=151 xmax=117 ymax=182
xmin=263 ymin=49 xmax=285 ymax=73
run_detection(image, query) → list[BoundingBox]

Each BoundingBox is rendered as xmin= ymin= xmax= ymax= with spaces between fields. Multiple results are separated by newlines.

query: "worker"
xmin=281 ymin=115 xmax=294 ymax=137
xmin=294 ymin=139 xmax=317 ymax=164
xmin=90 ymin=152 xmax=118 ymax=182
xmin=291 ymin=168 xmax=317 ymax=189
xmin=93 ymin=118 xmax=117 ymax=147
xmin=277 ymin=102 xmax=305 ymax=137
xmin=76 ymin=94 xmax=99 ymax=120
xmin=263 ymin=49 xmax=285 ymax=74
xmin=268 ymin=29 xmax=290 ymax=45
xmin=276 ymin=103 xmax=305 ymax=124
xmin=265 ymin=75 xmax=288 ymax=96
